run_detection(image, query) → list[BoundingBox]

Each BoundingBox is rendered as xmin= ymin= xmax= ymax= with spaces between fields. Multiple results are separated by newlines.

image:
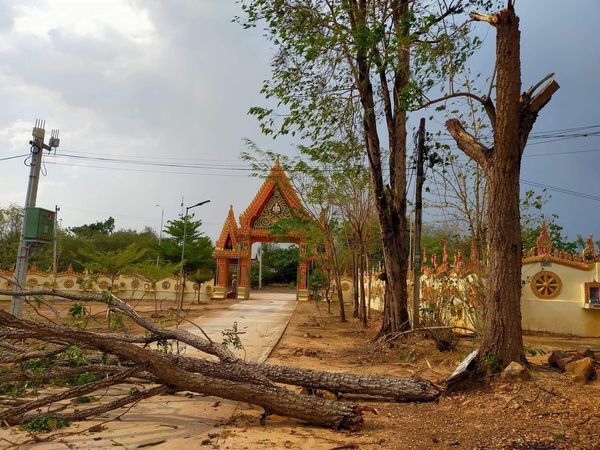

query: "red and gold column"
xmin=212 ymin=257 xmax=229 ymax=299
xmin=237 ymin=239 xmax=251 ymax=299
xmin=297 ymin=243 xmax=309 ymax=301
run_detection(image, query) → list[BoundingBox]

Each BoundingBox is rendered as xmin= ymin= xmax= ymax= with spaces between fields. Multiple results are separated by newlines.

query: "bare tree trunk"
xmin=351 ymin=247 xmax=359 ymax=318
xmin=327 ymin=235 xmax=346 ymax=322
xmin=479 ymin=5 xmax=524 ymax=367
xmin=359 ymin=242 xmax=367 ymax=327
xmin=446 ymin=4 xmax=559 ymax=369
xmin=349 ymin=0 xmax=411 ymax=336
xmin=367 ymin=260 xmax=372 ymax=320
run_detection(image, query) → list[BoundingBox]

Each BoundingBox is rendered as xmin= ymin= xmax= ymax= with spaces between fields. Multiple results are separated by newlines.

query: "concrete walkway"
xmin=1 ymin=292 xmax=297 ymax=449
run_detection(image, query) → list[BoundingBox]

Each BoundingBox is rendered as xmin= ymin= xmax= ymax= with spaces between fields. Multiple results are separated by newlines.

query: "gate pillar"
xmin=213 ymin=257 xmax=229 ymax=299
xmin=237 ymin=240 xmax=251 ymax=300
xmin=297 ymin=244 xmax=309 ymax=301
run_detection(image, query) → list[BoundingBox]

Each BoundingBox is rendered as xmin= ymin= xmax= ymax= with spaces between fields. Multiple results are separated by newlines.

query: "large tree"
xmin=436 ymin=1 xmax=559 ymax=368
xmin=239 ymin=0 xmax=496 ymax=334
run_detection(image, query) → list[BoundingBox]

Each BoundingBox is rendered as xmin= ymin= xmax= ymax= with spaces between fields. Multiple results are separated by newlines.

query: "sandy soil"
xmin=217 ymin=301 xmax=600 ymax=450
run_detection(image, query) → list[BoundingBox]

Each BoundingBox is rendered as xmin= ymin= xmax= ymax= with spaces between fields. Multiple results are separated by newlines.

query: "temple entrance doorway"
xmin=212 ymin=161 xmax=310 ymax=301
xmin=251 ymin=242 xmax=299 ymax=295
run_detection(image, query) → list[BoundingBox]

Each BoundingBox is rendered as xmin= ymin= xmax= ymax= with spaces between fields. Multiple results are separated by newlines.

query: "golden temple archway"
xmin=212 ymin=161 xmax=310 ymax=300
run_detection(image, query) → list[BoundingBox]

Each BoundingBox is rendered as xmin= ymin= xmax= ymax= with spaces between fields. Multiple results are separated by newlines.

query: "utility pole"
xmin=52 ymin=205 xmax=60 ymax=275
xmin=412 ymin=118 xmax=426 ymax=329
xmin=12 ymin=120 xmax=60 ymax=317
xmin=155 ymin=204 xmax=164 ymax=266
xmin=258 ymin=243 xmax=263 ymax=290
xmin=177 ymin=200 xmax=210 ymax=318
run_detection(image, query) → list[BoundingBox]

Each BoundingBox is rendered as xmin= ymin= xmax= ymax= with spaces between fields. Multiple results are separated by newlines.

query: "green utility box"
xmin=23 ymin=207 xmax=55 ymax=243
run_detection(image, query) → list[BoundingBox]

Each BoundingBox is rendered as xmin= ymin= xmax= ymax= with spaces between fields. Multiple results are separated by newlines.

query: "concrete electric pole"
xmin=11 ymin=120 xmax=60 ymax=317
xmin=412 ymin=118 xmax=426 ymax=330
xmin=53 ymin=204 xmax=60 ymax=275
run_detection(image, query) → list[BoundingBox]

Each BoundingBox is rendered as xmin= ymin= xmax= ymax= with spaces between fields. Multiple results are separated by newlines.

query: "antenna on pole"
xmin=11 ymin=118 xmax=62 ymax=317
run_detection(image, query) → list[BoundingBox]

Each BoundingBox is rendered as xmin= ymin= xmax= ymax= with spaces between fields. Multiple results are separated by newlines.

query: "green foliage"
xmin=0 ymin=383 xmax=27 ymax=397
xmin=237 ymin=1 xmax=496 ymax=141
xmin=483 ymin=354 xmax=501 ymax=373
xmin=75 ymin=395 xmax=96 ymax=404
xmin=22 ymin=415 xmax=69 ymax=432
xmin=133 ymin=261 xmax=178 ymax=283
xmin=74 ymin=373 xmax=97 ymax=385
xmin=109 ymin=311 xmax=125 ymax=330
xmin=70 ymin=217 xmax=115 ymax=238
xmin=67 ymin=303 xmax=87 ymax=320
xmin=0 ymin=203 xmax=23 ymax=270
xmin=78 ymin=243 xmax=147 ymax=278
xmin=61 ymin=346 xmax=87 ymax=368
xmin=158 ymin=216 xmax=214 ymax=277
xmin=221 ymin=321 xmax=245 ymax=351
xmin=252 ymin=243 xmax=299 ymax=287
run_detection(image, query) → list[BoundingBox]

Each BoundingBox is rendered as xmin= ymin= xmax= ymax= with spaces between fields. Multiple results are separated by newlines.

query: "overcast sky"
xmin=1 ymin=0 xmax=599 ymax=244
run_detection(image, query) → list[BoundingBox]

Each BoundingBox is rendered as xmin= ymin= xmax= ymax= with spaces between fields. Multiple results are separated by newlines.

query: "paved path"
xmin=1 ymin=292 xmax=297 ymax=449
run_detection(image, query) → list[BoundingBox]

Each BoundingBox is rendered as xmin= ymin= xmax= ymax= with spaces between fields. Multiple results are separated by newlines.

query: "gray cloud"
xmin=0 ymin=0 xmax=598 ymax=245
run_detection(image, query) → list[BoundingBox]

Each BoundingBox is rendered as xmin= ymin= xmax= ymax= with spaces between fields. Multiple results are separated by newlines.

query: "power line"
xmin=521 ymin=179 xmax=600 ymax=202
xmin=0 ymin=154 xmax=28 ymax=162
xmin=524 ymin=148 xmax=600 ymax=158
xmin=45 ymin=161 xmax=250 ymax=177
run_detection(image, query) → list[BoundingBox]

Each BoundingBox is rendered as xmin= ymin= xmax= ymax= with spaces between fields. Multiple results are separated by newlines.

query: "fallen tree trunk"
xmin=173 ymin=356 xmax=440 ymax=402
xmin=0 ymin=289 xmax=442 ymax=431
xmin=0 ymin=311 xmax=363 ymax=430
xmin=2 ymin=289 xmax=442 ymax=402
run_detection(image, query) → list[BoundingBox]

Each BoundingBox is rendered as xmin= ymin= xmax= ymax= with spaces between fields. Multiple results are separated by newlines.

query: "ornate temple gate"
xmin=212 ymin=161 xmax=309 ymax=300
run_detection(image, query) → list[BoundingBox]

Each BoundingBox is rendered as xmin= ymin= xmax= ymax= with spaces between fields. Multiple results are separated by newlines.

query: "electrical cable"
xmin=0 ymin=153 xmax=28 ymax=162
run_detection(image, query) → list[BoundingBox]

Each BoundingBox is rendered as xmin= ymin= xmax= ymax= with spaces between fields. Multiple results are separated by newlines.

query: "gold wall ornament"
xmin=531 ymin=270 xmax=562 ymax=299
xmin=535 ymin=222 xmax=553 ymax=257
xmin=252 ymin=188 xmax=293 ymax=229
xmin=582 ymin=234 xmax=595 ymax=260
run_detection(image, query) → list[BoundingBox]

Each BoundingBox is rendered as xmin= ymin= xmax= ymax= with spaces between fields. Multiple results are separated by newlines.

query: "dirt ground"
xmin=217 ymin=301 xmax=600 ymax=450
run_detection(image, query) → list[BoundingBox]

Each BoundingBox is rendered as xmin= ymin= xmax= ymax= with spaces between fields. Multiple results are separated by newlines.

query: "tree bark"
xmin=0 ymin=310 xmax=363 ymax=430
xmin=480 ymin=5 xmax=525 ymax=367
xmin=352 ymin=248 xmax=359 ymax=318
xmin=326 ymin=234 xmax=347 ymax=322
xmin=359 ymin=242 xmax=367 ymax=327
xmin=446 ymin=4 xmax=559 ymax=369
xmin=347 ymin=0 xmax=411 ymax=336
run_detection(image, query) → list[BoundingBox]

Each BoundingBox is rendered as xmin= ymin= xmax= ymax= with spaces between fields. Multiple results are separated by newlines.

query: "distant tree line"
xmin=0 ymin=205 xmax=214 ymax=283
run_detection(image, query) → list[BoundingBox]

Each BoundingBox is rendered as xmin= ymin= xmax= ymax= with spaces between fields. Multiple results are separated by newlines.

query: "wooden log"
xmin=0 ymin=311 xmax=363 ymax=430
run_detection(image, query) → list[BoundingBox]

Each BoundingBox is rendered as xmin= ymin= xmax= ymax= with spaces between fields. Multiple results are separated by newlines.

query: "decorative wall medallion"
xmin=98 ymin=280 xmax=109 ymax=289
xmin=63 ymin=279 xmax=75 ymax=288
xmin=161 ymin=280 xmax=171 ymax=290
xmin=531 ymin=271 xmax=562 ymax=299
xmin=131 ymin=279 xmax=141 ymax=289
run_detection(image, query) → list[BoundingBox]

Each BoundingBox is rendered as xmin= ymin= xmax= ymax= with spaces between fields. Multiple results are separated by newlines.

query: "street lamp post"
xmin=155 ymin=204 xmax=164 ymax=266
xmin=178 ymin=200 xmax=210 ymax=315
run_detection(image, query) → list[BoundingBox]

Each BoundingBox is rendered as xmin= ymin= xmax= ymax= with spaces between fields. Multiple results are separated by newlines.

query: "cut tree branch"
xmin=445 ymin=119 xmax=491 ymax=168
